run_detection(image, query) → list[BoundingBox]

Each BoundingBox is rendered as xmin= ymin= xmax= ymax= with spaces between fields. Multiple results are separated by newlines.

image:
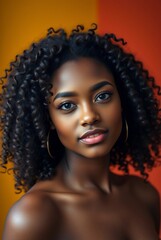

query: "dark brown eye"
xmin=58 ymin=102 xmax=76 ymax=111
xmin=95 ymin=92 xmax=112 ymax=102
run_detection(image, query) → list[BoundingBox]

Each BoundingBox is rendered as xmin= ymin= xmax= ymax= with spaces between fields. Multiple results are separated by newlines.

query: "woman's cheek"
xmin=106 ymin=103 xmax=122 ymax=140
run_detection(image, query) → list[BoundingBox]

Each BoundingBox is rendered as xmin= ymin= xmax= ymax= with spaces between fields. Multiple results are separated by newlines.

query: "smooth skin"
xmin=3 ymin=58 xmax=160 ymax=240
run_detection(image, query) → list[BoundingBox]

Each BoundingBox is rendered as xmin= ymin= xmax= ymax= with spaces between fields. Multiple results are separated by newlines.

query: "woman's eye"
xmin=95 ymin=92 xmax=112 ymax=102
xmin=58 ymin=102 xmax=76 ymax=111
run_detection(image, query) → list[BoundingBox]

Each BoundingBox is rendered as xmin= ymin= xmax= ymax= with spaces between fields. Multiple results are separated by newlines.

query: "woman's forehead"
xmin=51 ymin=58 xmax=115 ymax=90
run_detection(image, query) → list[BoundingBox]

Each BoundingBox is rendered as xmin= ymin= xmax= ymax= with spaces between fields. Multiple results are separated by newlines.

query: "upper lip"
xmin=79 ymin=128 xmax=108 ymax=139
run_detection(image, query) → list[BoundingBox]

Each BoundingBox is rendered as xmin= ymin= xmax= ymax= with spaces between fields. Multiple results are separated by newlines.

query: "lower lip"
xmin=79 ymin=132 xmax=108 ymax=145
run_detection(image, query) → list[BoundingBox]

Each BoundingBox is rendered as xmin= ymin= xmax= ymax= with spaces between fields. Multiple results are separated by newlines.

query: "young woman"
xmin=1 ymin=24 xmax=160 ymax=240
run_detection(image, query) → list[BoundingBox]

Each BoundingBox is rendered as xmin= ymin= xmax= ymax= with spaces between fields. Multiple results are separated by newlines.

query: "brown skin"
xmin=3 ymin=58 xmax=160 ymax=240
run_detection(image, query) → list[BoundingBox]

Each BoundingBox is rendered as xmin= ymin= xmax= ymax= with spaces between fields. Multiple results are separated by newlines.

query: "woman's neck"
xmin=57 ymin=150 xmax=112 ymax=194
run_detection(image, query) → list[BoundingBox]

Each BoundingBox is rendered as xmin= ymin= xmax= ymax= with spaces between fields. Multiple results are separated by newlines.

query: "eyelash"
xmin=57 ymin=91 xmax=113 ymax=112
xmin=58 ymin=102 xmax=76 ymax=112
xmin=94 ymin=91 xmax=113 ymax=103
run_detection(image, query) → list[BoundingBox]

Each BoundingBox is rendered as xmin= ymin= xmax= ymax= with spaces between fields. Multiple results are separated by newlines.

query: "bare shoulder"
xmin=126 ymin=174 xmax=160 ymax=234
xmin=111 ymin=172 xmax=160 ymax=205
xmin=127 ymin=174 xmax=160 ymax=206
xmin=3 ymin=190 xmax=60 ymax=240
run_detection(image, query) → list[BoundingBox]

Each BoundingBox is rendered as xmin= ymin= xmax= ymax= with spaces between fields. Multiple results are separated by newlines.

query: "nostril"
xmin=80 ymin=113 xmax=100 ymax=126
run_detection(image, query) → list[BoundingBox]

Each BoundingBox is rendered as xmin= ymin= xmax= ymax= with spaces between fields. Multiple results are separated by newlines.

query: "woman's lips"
xmin=79 ymin=129 xmax=108 ymax=145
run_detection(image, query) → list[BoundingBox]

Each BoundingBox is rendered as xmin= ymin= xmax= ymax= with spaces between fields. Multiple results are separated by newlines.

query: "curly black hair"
xmin=0 ymin=24 xmax=160 ymax=192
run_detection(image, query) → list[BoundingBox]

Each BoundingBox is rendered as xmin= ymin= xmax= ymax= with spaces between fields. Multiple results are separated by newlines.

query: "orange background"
xmin=0 ymin=0 xmax=161 ymax=237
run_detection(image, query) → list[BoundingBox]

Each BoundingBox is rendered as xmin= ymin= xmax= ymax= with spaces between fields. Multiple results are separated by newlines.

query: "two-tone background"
xmin=0 ymin=0 xmax=161 ymax=237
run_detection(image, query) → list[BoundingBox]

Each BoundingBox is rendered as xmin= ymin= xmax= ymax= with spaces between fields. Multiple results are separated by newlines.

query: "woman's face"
xmin=48 ymin=58 xmax=122 ymax=159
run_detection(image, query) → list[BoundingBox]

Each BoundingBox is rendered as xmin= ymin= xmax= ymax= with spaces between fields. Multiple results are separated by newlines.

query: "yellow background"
xmin=0 ymin=0 xmax=97 ymax=236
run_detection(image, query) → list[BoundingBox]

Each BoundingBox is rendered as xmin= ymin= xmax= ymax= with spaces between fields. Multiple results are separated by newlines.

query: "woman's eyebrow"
xmin=90 ymin=80 xmax=113 ymax=92
xmin=53 ymin=92 xmax=77 ymax=101
xmin=53 ymin=81 xmax=113 ymax=101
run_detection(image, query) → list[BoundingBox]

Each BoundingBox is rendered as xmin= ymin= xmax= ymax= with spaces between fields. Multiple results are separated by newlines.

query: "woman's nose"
xmin=80 ymin=105 xmax=100 ymax=126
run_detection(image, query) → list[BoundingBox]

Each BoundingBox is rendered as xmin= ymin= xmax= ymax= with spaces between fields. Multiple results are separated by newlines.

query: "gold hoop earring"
xmin=47 ymin=129 xmax=54 ymax=158
xmin=124 ymin=118 xmax=128 ymax=143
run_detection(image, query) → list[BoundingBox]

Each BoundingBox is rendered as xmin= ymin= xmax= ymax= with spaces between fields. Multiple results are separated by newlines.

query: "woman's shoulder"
xmin=126 ymin=174 xmax=160 ymax=206
xmin=112 ymin=172 xmax=160 ymax=208
xmin=3 ymin=188 xmax=60 ymax=240
xmin=123 ymin=174 xmax=160 ymax=234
